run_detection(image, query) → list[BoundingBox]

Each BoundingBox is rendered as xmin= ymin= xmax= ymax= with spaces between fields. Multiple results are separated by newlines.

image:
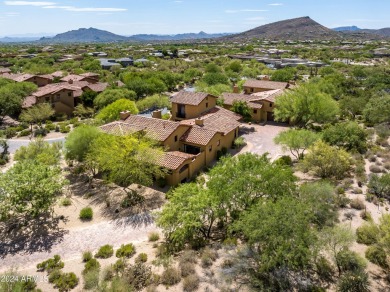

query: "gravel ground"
xmin=0 ymin=214 xmax=158 ymax=273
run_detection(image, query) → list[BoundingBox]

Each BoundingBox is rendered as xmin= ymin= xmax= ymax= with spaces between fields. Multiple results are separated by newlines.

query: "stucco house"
xmin=2 ymin=73 xmax=53 ymax=87
xmin=243 ymin=79 xmax=290 ymax=94
xmin=100 ymin=95 xmax=241 ymax=185
xmin=221 ymin=90 xmax=284 ymax=122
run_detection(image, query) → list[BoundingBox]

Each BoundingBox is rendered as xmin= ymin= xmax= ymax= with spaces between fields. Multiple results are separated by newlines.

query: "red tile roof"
xmin=180 ymin=127 xmax=219 ymax=146
xmin=222 ymin=93 xmax=264 ymax=109
xmin=32 ymin=83 xmax=78 ymax=97
xmin=0 ymin=68 xmax=11 ymax=74
xmin=84 ymin=82 xmax=108 ymax=92
xmin=99 ymin=121 xmax=146 ymax=136
xmin=171 ymin=91 xmax=217 ymax=106
xmin=22 ymin=96 xmax=37 ymax=108
xmin=157 ymin=151 xmax=195 ymax=170
xmin=181 ymin=106 xmax=241 ymax=135
xmin=60 ymin=74 xmax=86 ymax=82
xmin=244 ymin=79 xmax=289 ymax=90
xmin=251 ymin=89 xmax=284 ymax=103
xmin=122 ymin=115 xmax=189 ymax=142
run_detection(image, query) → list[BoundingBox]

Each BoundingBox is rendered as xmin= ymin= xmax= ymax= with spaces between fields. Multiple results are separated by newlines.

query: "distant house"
xmin=100 ymin=94 xmax=241 ymax=185
xmin=221 ymin=90 xmax=284 ymax=122
xmin=2 ymin=73 xmax=53 ymax=87
xmin=116 ymin=57 xmax=134 ymax=67
xmin=0 ymin=67 xmax=11 ymax=75
xmin=60 ymin=73 xmax=99 ymax=84
xmin=99 ymin=59 xmax=121 ymax=70
xmin=243 ymin=79 xmax=290 ymax=94
xmin=170 ymin=91 xmax=218 ymax=121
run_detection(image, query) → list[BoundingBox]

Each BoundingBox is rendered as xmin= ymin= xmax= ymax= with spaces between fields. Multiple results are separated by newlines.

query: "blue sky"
xmin=0 ymin=0 xmax=389 ymax=37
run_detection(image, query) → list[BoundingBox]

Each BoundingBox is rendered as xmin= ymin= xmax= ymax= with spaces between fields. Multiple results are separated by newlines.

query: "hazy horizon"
xmin=0 ymin=0 xmax=389 ymax=37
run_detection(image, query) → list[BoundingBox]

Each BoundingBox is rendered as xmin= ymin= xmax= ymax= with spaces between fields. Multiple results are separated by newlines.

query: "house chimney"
xmin=120 ymin=110 xmax=131 ymax=120
xmin=152 ymin=110 xmax=162 ymax=119
xmin=195 ymin=118 xmax=204 ymax=127
xmin=262 ymin=75 xmax=270 ymax=81
xmin=233 ymin=84 xmax=239 ymax=94
xmin=68 ymin=79 xmax=73 ymax=84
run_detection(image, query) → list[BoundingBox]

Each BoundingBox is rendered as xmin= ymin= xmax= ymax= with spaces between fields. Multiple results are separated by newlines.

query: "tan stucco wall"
xmin=171 ymin=95 xmax=217 ymax=121
xmin=28 ymin=77 xmax=51 ymax=87
xmin=37 ymin=89 xmax=75 ymax=115
xmin=244 ymin=86 xmax=273 ymax=94
xmin=163 ymin=125 xmax=190 ymax=151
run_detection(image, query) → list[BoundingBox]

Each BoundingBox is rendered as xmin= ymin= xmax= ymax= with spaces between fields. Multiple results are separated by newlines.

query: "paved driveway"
xmin=239 ymin=122 xmax=290 ymax=161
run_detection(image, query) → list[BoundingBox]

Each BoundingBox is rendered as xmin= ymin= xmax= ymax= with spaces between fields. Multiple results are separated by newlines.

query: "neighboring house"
xmin=60 ymin=73 xmax=99 ymax=84
xmin=99 ymin=59 xmax=121 ymax=70
xmin=22 ymin=79 xmax=108 ymax=115
xmin=170 ymin=91 xmax=218 ymax=121
xmin=243 ymin=79 xmax=290 ymax=94
xmin=116 ymin=57 xmax=134 ymax=67
xmin=221 ymin=90 xmax=284 ymax=122
xmin=100 ymin=100 xmax=241 ymax=185
xmin=2 ymin=73 xmax=53 ymax=87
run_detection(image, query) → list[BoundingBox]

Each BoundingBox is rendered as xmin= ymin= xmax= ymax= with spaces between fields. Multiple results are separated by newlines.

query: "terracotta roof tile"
xmin=0 ymin=68 xmax=11 ymax=74
xmin=99 ymin=121 xmax=146 ymax=136
xmin=171 ymin=91 xmax=217 ymax=106
xmin=222 ymin=93 xmax=263 ymax=109
xmin=85 ymin=82 xmax=108 ymax=92
xmin=251 ymin=89 xmax=284 ymax=103
xmin=157 ymin=151 xmax=195 ymax=170
xmin=244 ymin=79 xmax=289 ymax=90
xmin=32 ymin=83 xmax=78 ymax=97
xmin=60 ymin=74 xmax=86 ymax=82
xmin=180 ymin=127 xmax=218 ymax=146
xmin=22 ymin=96 xmax=37 ymax=108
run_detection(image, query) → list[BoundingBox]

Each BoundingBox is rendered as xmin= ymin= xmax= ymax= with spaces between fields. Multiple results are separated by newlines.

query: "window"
xmin=206 ymin=102 xmax=208 ymax=108
xmin=56 ymin=94 xmax=60 ymax=100
xmin=253 ymin=109 xmax=257 ymax=114
xmin=250 ymin=88 xmax=254 ymax=93
xmin=209 ymin=145 xmax=212 ymax=152
xmin=174 ymin=135 xmax=178 ymax=142
xmin=68 ymin=92 xmax=72 ymax=97
xmin=217 ymin=140 xmax=220 ymax=146
xmin=270 ymin=103 xmax=273 ymax=107
xmin=179 ymin=164 xmax=189 ymax=173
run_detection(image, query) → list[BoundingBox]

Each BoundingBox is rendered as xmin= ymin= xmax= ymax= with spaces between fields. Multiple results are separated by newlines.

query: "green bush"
xmin=18 ymin=129 xmax=31 ymax=137
xmin=59 ymin=197 xmax=71 ymax=207
xmin=36 ymin=255 xmax=64 ymax=273
xmin=45 ymin=123 xmax=56 ymax=131
xmin=179 ymin=250 xmax=198 ymax=265
xmin=82 ymin=251 xmax=93 ymax=262
xmin=79 ymin=207 xmax=93 ymax=220
xmin=113 ymin=258 xmax=127 ymax=273
xmin=360 ymin=210 xmax=373 ymax=222
xmin=315 ymin=256 xmax=334 ymax=282
xmin=274 ymin=155 xmax=293 ymax=166
xmin=183 ymin=274 xmax=200 ymax=292
xmin=102 ymin=266 xmax=115 ymax=281
xmin=115 ymin=243 xmax=136 ymax=258
xmin=148 ymin=232 xmax=160 ymax=242
xmin=53 ymin=272 xmax=79 ymax=292
xmin=337 ymin=270 xmax=370 ymax=292
xmin=59 ymin=125 xmax=71 ymax=133
xmin=95 ymin=244 xmax=114 ymax=259
xmin=160 ymin=267 xmax=181 ymax=286
xmin=83 ymin=269 xmax=100 ymax=290
xmin=365 ymin=245 xmax=388 ymax=268
xmin=48 ymin=269 xmax=62 ymax=284
xmin=233 ymin=137 xmax=246 ymax=148
xmin=34 ymin=128 xmax=48 ymax=137
xmin=83 ymin=258 xmax=100 ymax=275
xmin=356 ymin=223 xmax=379 ymax=245
xmin=135 ymin=253 xmax=148 ymax=263
xmin=4 ymin=128 xmax=17 ymax=138
xmin=336 ymin=249 xmax=366 ymax=273
xmin=123 ymin=262 xmax=153 ymax=290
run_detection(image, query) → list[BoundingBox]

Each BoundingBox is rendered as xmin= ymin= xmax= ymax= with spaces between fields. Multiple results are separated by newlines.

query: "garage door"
xmin=267 ymin=111 xmax=274 ymax=121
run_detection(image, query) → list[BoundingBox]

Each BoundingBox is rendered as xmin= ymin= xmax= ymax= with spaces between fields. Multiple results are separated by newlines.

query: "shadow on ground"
xmin=0 ymin=215 xmax=68 ymax=258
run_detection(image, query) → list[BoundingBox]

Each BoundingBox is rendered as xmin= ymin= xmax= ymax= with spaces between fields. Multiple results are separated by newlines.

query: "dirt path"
xmin=0 ymin=214 xmax=159 ymax=273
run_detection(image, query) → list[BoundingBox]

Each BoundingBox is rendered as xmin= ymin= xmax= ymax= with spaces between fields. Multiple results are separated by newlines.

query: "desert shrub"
xmin=201 ymin=247 xmax=218 ymax=268
xmin=83 ymin=269 xmax=99 ymax=290
xmin=180 ymin=262 xmax=196 ymax=277
xmin=83 ymin=258 xmax=100 ymax=275
xmin=36 ymin=255 xmax=64 ymax=273
xmin=82 ymin=251 xmax=93 ymax=262
xmin=102 ymin=265 xmax=115 ymax=281
xmin=108 ymin=276 xmax=133 ymax=291
xmin=45 ymin=123 xmax=56 ymax=131
xmin=95 ymin=244 xmax=114 ymax=259
xmin=384 ymin=162 xmax=390 ymax=170
xmin=368 ymin=174 xmax=390 ymax=199
xmin=180 ymin=250 xmax=198 ymax=265
xmin=34 ymin=128 xmax=48 ymax=137
xmin=369 ymin=165 xmax=382 ymax=173
xmin=315 ymin=256 xmax=334 ymax=282
xmin=115 ymin=243 xmax=136 ymax=258
xmin=233 ymin=137 xmax=246 ymax=148
xmin=336 ymin=249 xmax=367 ymax=273
xmin=135 ymin=253 xmax=148 ymax=263
xmin=113 ymin=258 xmax=127 ymax=273
xmin=148 ymin=232 xmax=160 ymax=242
xmin=79 ymin=207 xmax=93 ymax=220
xmin=350 ymin=198 xmax=365 ymax=210
xmin=337 ymin=270 xmax=370 ymax=292
xmin=274 ymin=155 xmax=293 ymax=166
xmin=356 ymin=223 xmax=379 ymax=245
xmin=59 ymin=197 xmax=71 ymax=207
xmin=368 ymin=155 xmax=376 ymax=162
xmin=48 ymin=269 xmax=62 ymax=283
xmin=160 ymin=267 xmax=181 ymax=286
xmin=360 ymin=210 xmax=373 ymax=222
xmin=183 ymin=274 xmax=200 ymax=292
xmin=4 ymin=128 xmax=17 ymax=138
xmin=18 ymin=129 xmax=31 ymax=137
xmin=365 ymin=245 xmax=388 ymax=268
xmin=123 ymin=262 xmax=153 ymax=290
xmin=54 ymin=272 xmax=79 ymax=292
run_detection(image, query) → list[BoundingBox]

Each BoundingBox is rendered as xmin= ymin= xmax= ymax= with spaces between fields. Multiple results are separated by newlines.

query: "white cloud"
xmin=268 ymin=3 xmax=283 ymax=6
xmin=225 ymin=9 xmax=267 ymax=13
xmin=42 ymin=5 xmax=126 ymax=12
xmin=4 ymin=1 xmax=55 ymax=6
